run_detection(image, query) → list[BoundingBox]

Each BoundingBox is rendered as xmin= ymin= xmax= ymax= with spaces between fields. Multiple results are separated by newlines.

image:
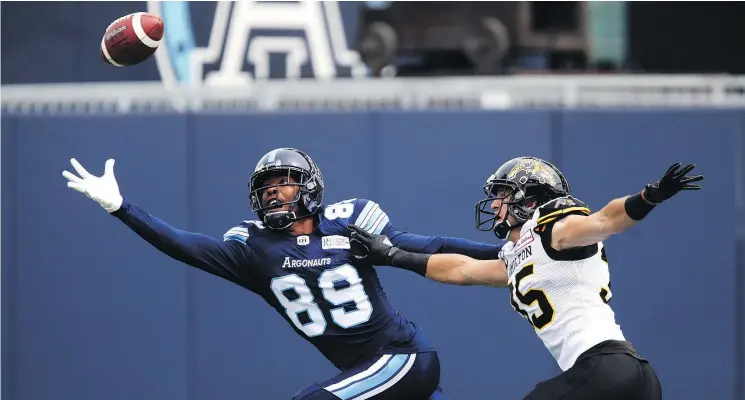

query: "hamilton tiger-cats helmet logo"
xmin=146 ymin=0 xmax=368 ymax=86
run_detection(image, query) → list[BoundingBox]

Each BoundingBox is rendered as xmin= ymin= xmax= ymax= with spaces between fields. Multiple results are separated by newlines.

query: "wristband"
xmin=389 ymin=248 xmax=431 ymax=276
xmin=624 ymin=192 xmax=656 ymax=221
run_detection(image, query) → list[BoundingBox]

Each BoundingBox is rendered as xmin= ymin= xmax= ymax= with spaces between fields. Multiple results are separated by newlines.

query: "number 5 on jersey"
xmin=509 ymin=263 xmax=556 ymax=330
xmin=510 ymin=250 xmax=614 ymax=330
xmin=270 ymin=264 xmax=373 ymax=337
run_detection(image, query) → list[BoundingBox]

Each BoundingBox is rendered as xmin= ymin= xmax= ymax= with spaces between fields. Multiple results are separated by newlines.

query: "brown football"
xmin=100 ymin=12 xmax=163 ymax=67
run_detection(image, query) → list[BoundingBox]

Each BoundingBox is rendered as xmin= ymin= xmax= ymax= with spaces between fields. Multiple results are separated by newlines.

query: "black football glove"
xmin=643 ymin=162 xmax=704 ymax=204
xmin=348 ymin=224 xmax=400 ymax=265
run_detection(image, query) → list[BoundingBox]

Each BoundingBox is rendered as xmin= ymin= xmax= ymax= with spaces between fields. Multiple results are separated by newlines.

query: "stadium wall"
xmin=2 ymin=110 xmax=743 ymax=400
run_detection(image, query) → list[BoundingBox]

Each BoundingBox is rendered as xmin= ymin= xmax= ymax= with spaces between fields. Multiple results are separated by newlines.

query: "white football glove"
xmin=62 ymin=158 xmax=123 ymax=213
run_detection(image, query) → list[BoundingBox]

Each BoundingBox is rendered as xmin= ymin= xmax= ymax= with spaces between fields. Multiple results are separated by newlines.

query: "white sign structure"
xmin=147 ymin=0 xmax=368 ymax=86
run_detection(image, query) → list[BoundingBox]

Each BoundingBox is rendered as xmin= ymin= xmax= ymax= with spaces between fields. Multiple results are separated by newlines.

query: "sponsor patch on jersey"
xmin=514 ymin=230 xmax=535 ymax=252
xmin=322 ymin=235 xmax=350 ymax=250
xmin=297 ymin=235 xmax=310 ymax=246
xmin=282 ymin=257 xmax=333 ymax=269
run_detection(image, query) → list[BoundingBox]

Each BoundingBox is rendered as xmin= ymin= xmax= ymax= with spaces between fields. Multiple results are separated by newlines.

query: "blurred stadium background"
xmin=1 ymin=1 xmax=744 ymax=399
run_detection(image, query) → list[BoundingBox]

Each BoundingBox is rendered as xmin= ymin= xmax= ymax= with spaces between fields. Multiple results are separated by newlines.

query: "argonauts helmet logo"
xmin=146 ymin=1 xmax=368 ymax=86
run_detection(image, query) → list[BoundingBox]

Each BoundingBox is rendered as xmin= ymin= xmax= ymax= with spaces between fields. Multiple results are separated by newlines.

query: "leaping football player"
xmin=62 ymin=147 xmax=505 ymax=400
xmin=349 ymin=157 xmax=703 ymax=400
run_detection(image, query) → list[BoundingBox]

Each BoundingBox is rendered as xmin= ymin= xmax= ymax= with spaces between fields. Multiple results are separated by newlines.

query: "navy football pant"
xmin=293 ymin=351 xmax=447 ymax=400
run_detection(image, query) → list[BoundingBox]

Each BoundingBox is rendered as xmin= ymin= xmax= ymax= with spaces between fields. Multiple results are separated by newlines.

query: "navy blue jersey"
xmin=222 ymin=198 xmax=433 ymax=369
xmin=112 ymin=197 xmax=502 ymax=370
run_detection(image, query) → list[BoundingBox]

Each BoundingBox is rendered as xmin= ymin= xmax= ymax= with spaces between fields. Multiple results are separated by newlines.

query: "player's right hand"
xmin=62 ymin=158 xmax=124 ymax=213
xmin=642 ymin=162 xmax=704 ymax=204
xmin=348 ymin=224 xmax=399 ymax=265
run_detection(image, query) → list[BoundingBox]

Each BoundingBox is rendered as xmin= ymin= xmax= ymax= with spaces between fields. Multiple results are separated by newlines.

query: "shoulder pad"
xmin=535 ymin=196 xmax=590 ymax=226
xmin=320 ymin=198 xmax=390 ymax=235
xmin=318 ymin=199 xmax=356 ymax=231
xmin=350 ymin=198 xmax=390 ymax=235
xmin=223 ymin=220 xmax=264 ymax=243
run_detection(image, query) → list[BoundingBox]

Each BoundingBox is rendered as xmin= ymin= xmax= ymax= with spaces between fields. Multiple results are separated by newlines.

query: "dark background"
xmin=2 ymin=1 xmax=744 ymax=84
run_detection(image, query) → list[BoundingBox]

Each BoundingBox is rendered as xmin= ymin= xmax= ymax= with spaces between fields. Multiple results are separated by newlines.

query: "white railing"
xmin=2 ymin=75 xmax=744 ymax=114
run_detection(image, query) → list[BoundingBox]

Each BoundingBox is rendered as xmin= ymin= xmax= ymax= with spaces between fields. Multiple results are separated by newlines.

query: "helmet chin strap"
xmin=263 ymin=198 xmax=312 ymax=230
xmin=264 ymin=210 xmax=296 ymax=230
xmin=494 ymin=218 xmax=525 ymax=240
xmin=493 ymin=197 xmax=536 ymax=240
xmin=494 ymin=202 xmax=520 ymax=239
xmin=494 ymin=219 xmax=512 ymax=239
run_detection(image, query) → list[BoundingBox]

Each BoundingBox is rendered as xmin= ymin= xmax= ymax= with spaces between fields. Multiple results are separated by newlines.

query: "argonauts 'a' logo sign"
xmin=146 ymin=1 xmax=368 ymax=86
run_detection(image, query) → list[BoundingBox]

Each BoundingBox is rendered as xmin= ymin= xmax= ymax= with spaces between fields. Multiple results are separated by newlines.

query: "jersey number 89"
xmin=270 ymin=264 xmax=372 ymax=337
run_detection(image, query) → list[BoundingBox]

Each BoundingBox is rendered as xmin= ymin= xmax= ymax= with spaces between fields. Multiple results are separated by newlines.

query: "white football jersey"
xmin=500 ymin=196 xmax=625 ymax=371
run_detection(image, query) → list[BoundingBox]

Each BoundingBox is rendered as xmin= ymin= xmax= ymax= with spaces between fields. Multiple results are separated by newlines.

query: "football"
xmin=100 ymin=12 xmax=163 ymax=67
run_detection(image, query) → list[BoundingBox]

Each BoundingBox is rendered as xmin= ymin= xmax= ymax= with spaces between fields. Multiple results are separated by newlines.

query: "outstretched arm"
xmin=386 ymin=227 xmax=502 ymax=260
xmin=346 ymin=199 xmax=502 ymax=260
xmin=62 ymin=158 xmax=249 ymax=283
xmin=551 ymin=162 xmax=704 ymax=250
xmin=423 ymin=253 xmax=508 ymax=287
xmin=111 ymin=199 xmax=249 ymax=281
xmin=348 ymin=224 xmax=508 ymax=287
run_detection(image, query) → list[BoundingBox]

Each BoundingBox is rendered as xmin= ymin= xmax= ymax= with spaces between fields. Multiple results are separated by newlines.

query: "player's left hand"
xmin=643 ymin=162 xmax=704 ymax=204
xmin=348 ymin=224 xmax=399 ymax=265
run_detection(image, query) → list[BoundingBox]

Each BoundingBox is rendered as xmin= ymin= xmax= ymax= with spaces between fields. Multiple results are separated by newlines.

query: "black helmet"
xmin=475 ymin=156 xmax=570 ymax=239
xmin=249 ymin=148 xmax=325 ymax=230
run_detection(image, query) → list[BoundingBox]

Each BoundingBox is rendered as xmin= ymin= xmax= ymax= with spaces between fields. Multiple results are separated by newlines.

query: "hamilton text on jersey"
xmin=507 ymin=245 xmax=533 ymax=276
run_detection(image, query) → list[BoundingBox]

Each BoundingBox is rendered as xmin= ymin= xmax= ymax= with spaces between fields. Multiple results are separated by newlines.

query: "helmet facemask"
xmin=476 ymin=180 xmax=542 ymax=240
xmin=475 ymin=156 xmax=572 ymax=240
xmin=250 ymin=168 xmax=311 ymax=230
xmin=248 ymin=148 xmax=325 ymax=231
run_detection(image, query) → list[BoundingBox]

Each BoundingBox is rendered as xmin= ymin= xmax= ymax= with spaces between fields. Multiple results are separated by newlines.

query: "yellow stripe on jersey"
xmin=536 ymin=207 xmax=591 ymax=226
